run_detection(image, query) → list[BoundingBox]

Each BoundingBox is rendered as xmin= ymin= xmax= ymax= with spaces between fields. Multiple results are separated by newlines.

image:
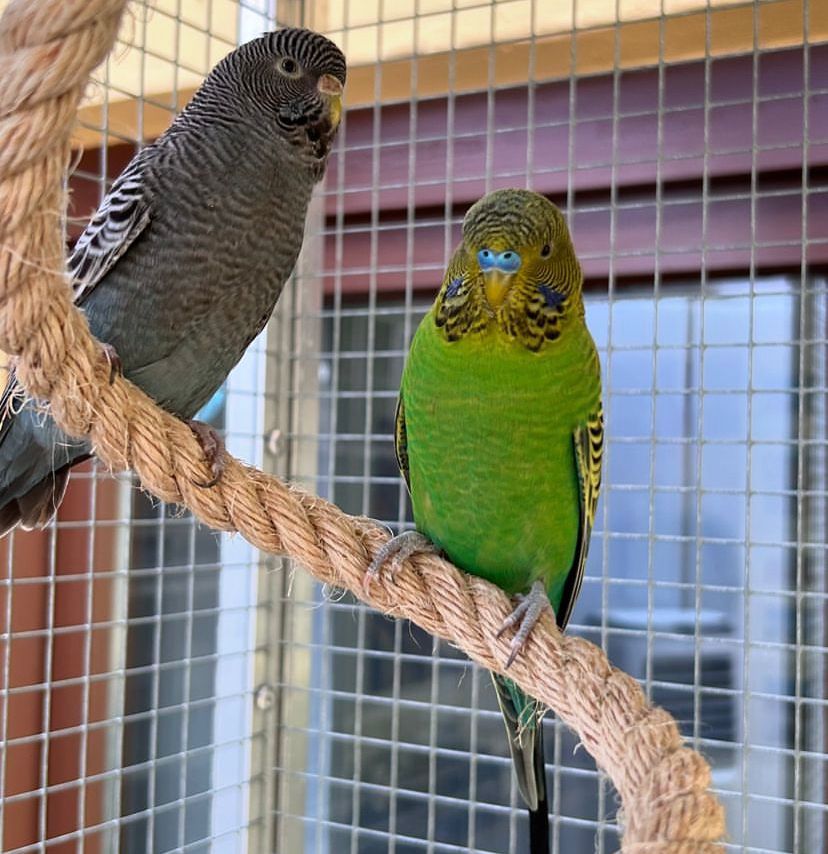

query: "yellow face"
xmin=433 ymin=189 xmax=584 ymax=349
xmin=461 ymin=188 xmax=576 ymax=313
xmin=471 ymin=239 xmax=555 ymax=310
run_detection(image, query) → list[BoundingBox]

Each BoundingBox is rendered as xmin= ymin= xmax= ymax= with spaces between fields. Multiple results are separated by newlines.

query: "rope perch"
xmin=0 ymin=1 xmax=726 ymax=850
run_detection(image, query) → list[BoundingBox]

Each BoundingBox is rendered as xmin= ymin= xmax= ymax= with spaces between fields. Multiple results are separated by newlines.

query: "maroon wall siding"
xmin=66 ymin=45 xmax=828 ymax=294
xmin=322 ymin=44 xmax=828 ymax=293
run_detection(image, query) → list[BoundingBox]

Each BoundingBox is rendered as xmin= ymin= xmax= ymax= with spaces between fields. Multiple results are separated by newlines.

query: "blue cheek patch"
xmin=445 ymin=277 xmax=463 ymax=298
xmin=538 ymin=285 xmax=565 ymax=309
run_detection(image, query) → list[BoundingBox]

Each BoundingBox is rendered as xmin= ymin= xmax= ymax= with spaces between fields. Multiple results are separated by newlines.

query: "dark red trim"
xmin=321 ymin=45 xmax=828 ymax=292
xmin=64 ymin=46 xmax=827 ymax=292
xmin=0 ymin=468 xmax=119 ymax=851
xmin=326 ymin=46 xmax=827 ymax=212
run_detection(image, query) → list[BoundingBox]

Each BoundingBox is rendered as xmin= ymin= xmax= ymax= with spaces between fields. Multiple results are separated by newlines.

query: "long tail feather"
xmin=529 ymin=722 xmax=549 ymax=853
xmin=492 ymin=673 xmax=549 ymax=853
xmin=0 ymin=391 xmax=89 ymax=536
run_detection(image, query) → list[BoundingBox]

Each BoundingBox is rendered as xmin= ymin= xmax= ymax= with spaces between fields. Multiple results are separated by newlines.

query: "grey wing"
xmin=0 ymin=151 xmax=153 ymax=441
xmin=68 ymin=150 xmax=153 ymax=305
xmin=0 ymin=367 xmax=24 ymax=443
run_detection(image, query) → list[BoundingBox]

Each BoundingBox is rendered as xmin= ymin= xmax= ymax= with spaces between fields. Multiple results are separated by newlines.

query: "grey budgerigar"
xmin=0 ymin=27 xmax=346 ymax=536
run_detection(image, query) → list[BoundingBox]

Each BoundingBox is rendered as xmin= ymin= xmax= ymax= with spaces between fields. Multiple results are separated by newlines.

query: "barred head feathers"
xmin=462 ymin=190 xmax=572 ymax=266
xmin=181 ymin=27 xmax=347 ymax=172
xmin=435 ymin=189 xmax=584 ymax=351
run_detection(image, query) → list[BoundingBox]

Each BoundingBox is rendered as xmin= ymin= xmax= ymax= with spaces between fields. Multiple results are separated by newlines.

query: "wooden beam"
xmin=70 ymin=0 xmax=826 ymax=148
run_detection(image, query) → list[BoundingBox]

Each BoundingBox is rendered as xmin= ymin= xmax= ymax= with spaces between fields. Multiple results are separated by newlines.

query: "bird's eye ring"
xmin=279 ymin=57 xmax=300 ymax=75
xmin=540 ymin=244 xmax=552 ymax=257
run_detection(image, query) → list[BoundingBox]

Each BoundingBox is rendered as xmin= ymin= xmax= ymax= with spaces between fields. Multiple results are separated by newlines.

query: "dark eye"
xmin=540 ymin=244 xmax=551 ymax=257
xmin=279 ymin=57 xmax=299 ymax=75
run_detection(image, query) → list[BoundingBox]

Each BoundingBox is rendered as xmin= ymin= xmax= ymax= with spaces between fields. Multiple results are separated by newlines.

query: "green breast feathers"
xmin=399 ymin=307 xmax=602 ymax=621
xmin=367 ymin=189 xmax=604 ymax=839
xmin=393 ymin=188 xmax=603 ymax=628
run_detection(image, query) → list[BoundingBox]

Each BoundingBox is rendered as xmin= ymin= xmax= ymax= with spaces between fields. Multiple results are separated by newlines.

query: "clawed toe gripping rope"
xmin=0 ymin=1 xmax=726 ymax=849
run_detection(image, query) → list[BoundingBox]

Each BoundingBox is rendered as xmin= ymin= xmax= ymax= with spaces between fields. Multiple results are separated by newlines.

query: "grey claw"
xmin=497 ymin=581 xmax=551 ymax=668
xmin=364 ymin=530 xmax=437 ymax=593
xmin=187 ymin=419 xmax=226 ymax=488
xmin=100 ymin=343 xmax=122 ymax=384
xmin=495 ymin=592 xmax=530 ymax=638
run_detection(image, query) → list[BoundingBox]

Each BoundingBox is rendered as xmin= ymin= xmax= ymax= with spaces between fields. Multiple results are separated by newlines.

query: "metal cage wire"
xmin=0 ymin=1 xmax=825 ymax=853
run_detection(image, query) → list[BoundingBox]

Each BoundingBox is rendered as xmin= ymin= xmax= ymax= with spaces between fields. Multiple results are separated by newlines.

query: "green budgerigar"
xmin=368 ymin=189 xmax=603 ymax=852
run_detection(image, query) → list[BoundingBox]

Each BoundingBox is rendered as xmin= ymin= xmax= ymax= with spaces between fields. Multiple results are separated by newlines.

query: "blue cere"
xmin=477 ymin=248 xmax=522 ymax=272
xmin=496 ymin=250 xmax=521 ymax=272
xmin=477 ymin=248 xmax=496 ymax=270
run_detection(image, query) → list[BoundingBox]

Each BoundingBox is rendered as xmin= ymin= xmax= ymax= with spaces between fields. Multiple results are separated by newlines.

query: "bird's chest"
xmin=198 ymin=160 xmax=309 ymax=281
xmin=403 ymin=320 xmax=594 ymax=595
xmin=90 ymin=153 xmax=314 ymax=384
xmin=159 ymin=159 xmax=310 ymax=331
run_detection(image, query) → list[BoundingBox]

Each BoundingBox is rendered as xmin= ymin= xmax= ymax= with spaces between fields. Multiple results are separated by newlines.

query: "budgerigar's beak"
xmin=318 ymin=74 xmax=343 ymax=130
xmin=483 ymin=269 xmax=514 ymax=308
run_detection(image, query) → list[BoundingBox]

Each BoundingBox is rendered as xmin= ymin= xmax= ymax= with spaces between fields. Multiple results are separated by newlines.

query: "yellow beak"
xmin=318 ymin=74 xmax=343 ymax=130
xmin=483 ymin=269 xmax=514 ymax=308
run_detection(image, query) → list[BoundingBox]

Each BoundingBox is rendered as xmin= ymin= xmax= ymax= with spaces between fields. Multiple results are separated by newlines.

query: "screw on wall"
xmin=254 ymin=684 xmax=276 ymax=712
xmin=266 ymin=428 xmax=283 ymax=456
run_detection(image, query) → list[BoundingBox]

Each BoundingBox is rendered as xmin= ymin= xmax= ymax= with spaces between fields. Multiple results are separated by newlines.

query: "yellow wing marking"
xmin=393 ymin=396 xmax=410 ymax=492
xmin=556 ymin=401 xmax=604 ymax=630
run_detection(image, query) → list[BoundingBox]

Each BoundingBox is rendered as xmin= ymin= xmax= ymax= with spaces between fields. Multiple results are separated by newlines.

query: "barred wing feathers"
xmin=68 ymin=151 xmax=152 ymax=304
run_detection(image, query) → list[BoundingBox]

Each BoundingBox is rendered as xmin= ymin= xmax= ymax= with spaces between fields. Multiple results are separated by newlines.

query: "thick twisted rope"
xmin=0 ymin=1 xmax=726 ymax=849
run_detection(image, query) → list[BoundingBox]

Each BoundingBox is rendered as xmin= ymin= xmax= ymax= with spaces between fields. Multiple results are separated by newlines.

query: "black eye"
xmin=540 ymin=244 xmax=551 ymax=257
xmin=280 ymin=57 xmax=298 ymax=75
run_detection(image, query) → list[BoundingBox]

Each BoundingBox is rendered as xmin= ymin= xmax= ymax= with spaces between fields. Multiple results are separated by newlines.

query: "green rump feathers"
xmin=392 ymin=189 xmax=604 ymax=842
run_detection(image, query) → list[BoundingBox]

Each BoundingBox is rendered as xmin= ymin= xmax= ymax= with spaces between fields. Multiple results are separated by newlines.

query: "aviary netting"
xmin=0 ymin=1 xmax=726 ymax=850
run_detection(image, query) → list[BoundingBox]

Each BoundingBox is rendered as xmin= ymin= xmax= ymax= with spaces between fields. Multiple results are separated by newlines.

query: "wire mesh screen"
xmin=0 ymin=2 xmax=278 ymax=852
xmin=0 ymin=1 xmax=825 ymax=853
xmin=274 ymin=1 xmax=828 ymax=853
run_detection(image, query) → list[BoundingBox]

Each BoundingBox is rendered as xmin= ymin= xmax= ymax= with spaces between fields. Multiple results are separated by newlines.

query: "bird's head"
xmin=266 ymin=28 xmax=346 ymax=141
xmin=463 ymin=189 xmax=580 ymax=310
xmin=198 ymin=28 xmax=346 ymax=172
xmin=435 ymin=189 xmax=583 ymax=349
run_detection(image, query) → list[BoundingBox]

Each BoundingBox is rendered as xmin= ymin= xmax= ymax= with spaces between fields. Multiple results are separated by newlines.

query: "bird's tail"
xmin=0 ymin=393 xmax=89 ymax=537
xmin=0 ymin=464 xmax=75 ymax=538
xmin=492 ymin=672 xmax=549 ymax=853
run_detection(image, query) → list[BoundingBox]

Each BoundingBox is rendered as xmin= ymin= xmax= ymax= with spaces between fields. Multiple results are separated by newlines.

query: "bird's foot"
xmin=496 ymin=581 xmax=552 ymax=668
xmin=187 ymin=419 xmax=226 ymax=488
xmin=100 ymin=344 xmax=122 ymax=384
xmin=364 ymin=530 xmax=438 ymax=593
